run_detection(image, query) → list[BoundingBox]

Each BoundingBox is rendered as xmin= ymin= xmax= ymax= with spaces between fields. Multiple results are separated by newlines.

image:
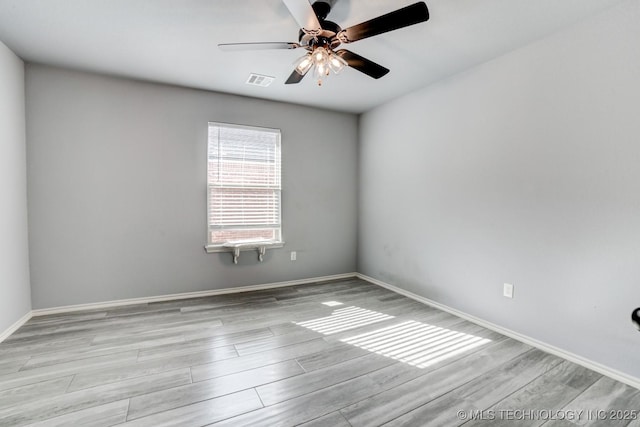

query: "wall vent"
xmin=246 ymin=73 xmax=274 ymax=87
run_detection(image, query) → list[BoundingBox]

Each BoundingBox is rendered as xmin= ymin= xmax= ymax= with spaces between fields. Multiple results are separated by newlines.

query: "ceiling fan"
xmin=219 ymin=0 xmax=429 ymax=86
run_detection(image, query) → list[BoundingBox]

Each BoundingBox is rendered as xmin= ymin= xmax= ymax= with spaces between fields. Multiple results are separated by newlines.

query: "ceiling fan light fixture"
xmin=313 ymin=46 xmax=329 ymax=63
xmin=313 ymin=61 xmax=330 ymax=85
xmin=328 ymin=52 xmax=348 ymax=74
xmin=312 ymin=47 xmax=332 ymax=86
xmin=293 ymin=53 xmax=314 ymax=75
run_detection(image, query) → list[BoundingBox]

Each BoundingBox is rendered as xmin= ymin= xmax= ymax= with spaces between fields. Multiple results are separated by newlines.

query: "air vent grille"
xmin=246 ymin=73 xmax=274 ymax=87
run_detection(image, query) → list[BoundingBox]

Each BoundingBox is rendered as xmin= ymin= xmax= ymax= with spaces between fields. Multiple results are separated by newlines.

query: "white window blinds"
xmin=207 ymin=123 xmax=282 ymax=246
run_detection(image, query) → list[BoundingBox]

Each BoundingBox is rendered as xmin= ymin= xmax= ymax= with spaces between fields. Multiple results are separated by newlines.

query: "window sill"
xmin=205 ymin=240 xmax=285 ymax=264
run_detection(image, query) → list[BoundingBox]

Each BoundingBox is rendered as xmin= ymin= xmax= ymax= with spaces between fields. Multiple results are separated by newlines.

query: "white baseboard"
xmin=32 ymin=272 xmax=358 ymax=317
xmin=0 ymin=311 xmax=32 ymax=343
xmin=357 ymin=273 xmax=640 ymax=391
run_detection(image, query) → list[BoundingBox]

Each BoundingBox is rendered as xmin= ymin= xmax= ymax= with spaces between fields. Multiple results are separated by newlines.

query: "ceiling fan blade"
xmin=282 ymin=0 xmax=322 ymax=33
xmin=285 ymin=68 xmax=308 ymax=84
xmin=336 ymin=2 xmax=429 ymax=44
xmin=218 ymin=42 xmax=302 ymax=51
xmin=336 ymin=50 xmax=389 ymax=79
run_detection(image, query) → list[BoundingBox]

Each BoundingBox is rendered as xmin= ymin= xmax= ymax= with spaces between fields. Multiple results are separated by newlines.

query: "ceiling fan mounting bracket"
xmin=311 ymin=1 xmax=336 ymax=20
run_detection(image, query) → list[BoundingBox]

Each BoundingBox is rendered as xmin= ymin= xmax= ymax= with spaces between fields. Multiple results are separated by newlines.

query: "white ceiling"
xmin=0 ymin=0 xmax=625 ymax=113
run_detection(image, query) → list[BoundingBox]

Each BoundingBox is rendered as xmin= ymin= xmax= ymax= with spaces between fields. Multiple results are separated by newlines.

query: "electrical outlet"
xmin=290 ymin=251 xmax=297 ymax=261
xmin=503 ymin=283 xmax=514 ymax=299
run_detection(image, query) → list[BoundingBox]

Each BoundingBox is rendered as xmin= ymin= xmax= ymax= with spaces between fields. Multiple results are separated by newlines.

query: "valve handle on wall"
xmin=633 ymin=308 xmax=640 ymax=331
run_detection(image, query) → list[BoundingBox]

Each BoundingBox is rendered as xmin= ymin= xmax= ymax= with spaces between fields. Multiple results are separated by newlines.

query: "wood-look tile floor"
xmin=1 ymin=278 xmax=639 ymax=426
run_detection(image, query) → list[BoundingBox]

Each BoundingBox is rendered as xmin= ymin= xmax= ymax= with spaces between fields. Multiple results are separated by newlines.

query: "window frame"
xmin=204 ymin=121 xmax=284 ymax=254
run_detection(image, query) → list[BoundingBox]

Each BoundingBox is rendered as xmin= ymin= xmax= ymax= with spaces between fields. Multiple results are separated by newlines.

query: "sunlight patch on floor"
xmin=294 ymin=306 xmax=394 ymax=334
xmin=341 ymin=320 xmax=491 ymax=368
xmin=321 ymin=301 xmax=344 ymax=307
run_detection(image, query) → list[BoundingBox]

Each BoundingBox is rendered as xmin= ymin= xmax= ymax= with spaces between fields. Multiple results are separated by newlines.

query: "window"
xmin=206 ymin=122 xmax=282 ymax=250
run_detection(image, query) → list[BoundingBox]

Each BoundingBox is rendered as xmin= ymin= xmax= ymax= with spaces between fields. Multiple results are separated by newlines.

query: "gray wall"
xmin=0 ymin=41 xmax=32 ymax=332
xmin=358 ymin=0 xmax=640 ymax=378
xmin=26 ymin=65 xmax=358 ymax=309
